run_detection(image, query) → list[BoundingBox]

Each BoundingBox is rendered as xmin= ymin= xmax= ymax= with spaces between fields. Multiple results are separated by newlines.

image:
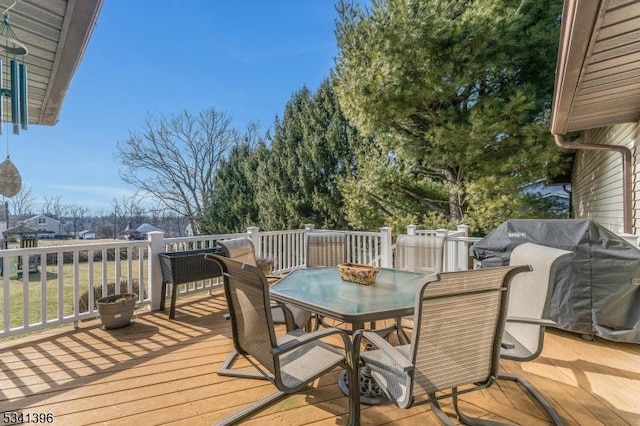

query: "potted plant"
xmin=96 ymin=293 xmax=138 ymax=329
xmin=255 ymin=257 xmax=274 ymax=275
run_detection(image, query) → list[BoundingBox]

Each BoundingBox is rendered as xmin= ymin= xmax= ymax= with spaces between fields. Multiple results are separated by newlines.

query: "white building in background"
xmin=519 ymin=179 xmax=571 ymax=216
xmin=21 ymin=214 xmax=64 ymax=238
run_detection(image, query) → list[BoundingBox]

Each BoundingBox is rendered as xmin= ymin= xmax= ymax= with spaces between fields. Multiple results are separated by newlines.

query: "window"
xmin=37 ymin=217 xmax=47 ymax=225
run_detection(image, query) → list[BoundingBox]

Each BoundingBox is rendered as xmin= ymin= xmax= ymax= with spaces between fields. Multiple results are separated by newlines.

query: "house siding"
xmin=22 ymin=215 xmax=64 ymax=236
xmin=571 ymin=122 xmax=639 ymax=234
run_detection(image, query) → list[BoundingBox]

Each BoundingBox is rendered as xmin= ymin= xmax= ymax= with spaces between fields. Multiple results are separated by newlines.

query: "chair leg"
xmin=428 ymin=393 xmax=455 ymax=425
xmin=498 ymin=373 xmax=565 ymax=426
xmin=452 ymin=388 xmax=510 ymax=426
xmin=214 ymin=390 xmax=287 ymax=426
xmin=217 ymin=350 xmax=271 ymax=380
xmin=394 ymin=317 xmax=411 ymax=344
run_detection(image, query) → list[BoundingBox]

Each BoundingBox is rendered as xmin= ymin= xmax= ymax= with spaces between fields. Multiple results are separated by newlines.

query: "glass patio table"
xmin=270 ymin=266 xmax=437 ymax=408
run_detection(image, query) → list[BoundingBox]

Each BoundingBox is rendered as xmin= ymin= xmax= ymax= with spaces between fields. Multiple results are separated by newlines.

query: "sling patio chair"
xmin=206 ymin=254 xmax=355 ymax=426
xmin=392 ymin=232 xmax=447 ymax=342
xmin=501 ymin=242 xmax=573 ymax=425
xmin=306 ymin=231 xmax=347 ymax=268
xmin=306 ymin=231 xmax=348 ymax=331
xmin=217 ymin=237 xmax=312 ymax=331
xmin=351 ymin=265 xmax=530 ymax=425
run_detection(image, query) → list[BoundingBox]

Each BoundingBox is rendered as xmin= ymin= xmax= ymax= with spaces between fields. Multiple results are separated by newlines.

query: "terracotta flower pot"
xmin=96 ymin=293 xmax=137 ymax=329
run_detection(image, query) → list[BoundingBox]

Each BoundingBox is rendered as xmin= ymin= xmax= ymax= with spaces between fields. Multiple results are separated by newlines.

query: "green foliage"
xmin=201 ymin=1 xmax=567 ymax=235
xmin=254 ymin=86 xmax=314 ymax=230
xmin=334 ymin=0 xmax=564 ymax=225
xmin=338 ymin=133 xmax=449 ymax=231
xmin=254 ymin=80 xmax=362 ymax=230
xmin=463 ymin=176 xmax=567 ymax=236
xmin=200 ymin=142 xmax=265 ymax=233
xmin=202 ymin=79 xmax=362 ymax=232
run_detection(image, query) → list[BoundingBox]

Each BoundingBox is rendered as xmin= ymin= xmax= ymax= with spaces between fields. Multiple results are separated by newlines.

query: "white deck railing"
xmin=0 ymin=225 xmax=477 ymax=339
xmin=0 ymin=240 xmax=149 ymax=339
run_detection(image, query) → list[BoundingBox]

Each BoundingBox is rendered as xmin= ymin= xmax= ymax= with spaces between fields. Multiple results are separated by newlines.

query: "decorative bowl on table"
xmin=337 ymin=263 xmax=379 ymax=285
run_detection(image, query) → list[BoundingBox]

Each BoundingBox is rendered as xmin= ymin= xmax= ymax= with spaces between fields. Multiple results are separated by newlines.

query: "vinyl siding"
xmin=571 ymin=122 xmax=639 ymax=233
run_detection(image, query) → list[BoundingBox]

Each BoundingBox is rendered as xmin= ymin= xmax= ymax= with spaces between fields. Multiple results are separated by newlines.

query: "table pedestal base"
xmin=338 ymin=367 xmax=389 ymax=405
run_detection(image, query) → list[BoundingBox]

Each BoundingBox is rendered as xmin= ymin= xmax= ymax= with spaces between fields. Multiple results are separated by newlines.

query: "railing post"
xmin=147 ymin=231 xmax=165 ymax=311
xmin=247 ymin=226 xmax=261 ymax=257
xmin=436 ymin=229 xmax=450 ymax=272
xmin=406 ymin=224 xmax=416 ymax=236
xmin=457 ymin=225 xmax=470 ymax=270
xmin=380 ymin=227 xmax=392 ymax=268
xmin=303 ymin=225 xmax=315 ymax=267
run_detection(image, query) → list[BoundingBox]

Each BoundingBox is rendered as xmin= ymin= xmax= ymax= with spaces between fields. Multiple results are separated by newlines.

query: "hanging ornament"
xmin=0 ymin=155 xmax=21 ymax=197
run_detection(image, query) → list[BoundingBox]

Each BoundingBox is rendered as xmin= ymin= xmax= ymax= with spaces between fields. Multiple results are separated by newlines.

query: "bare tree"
xmin=42 ymin=195 xmax=64 ymax=219
xmin=5 ymin=185 xmax=36 ymax=216
xmin=116 ymin=108 xmax=240 ymax=233
xmin=63 ymin=204 xmax=90 ymax=237
xmin=111 ymin=195 xmax=147 ymax=237
xmin=94 ymin=208 xmax=116 ymax=239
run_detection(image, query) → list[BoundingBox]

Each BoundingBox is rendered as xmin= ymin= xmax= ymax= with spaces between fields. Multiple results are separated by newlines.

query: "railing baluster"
xmin=57 ymin=252 xmax=64 ymax=320
xmin=73 ymin=251 xmax=80 ymax=319
xmin=40 ymin=253 xmax=47 ymax=323
xmin=87 ymin=249 xmax=94 ymax=314
xmin=22 ymin=262 xmax=28 ymax=329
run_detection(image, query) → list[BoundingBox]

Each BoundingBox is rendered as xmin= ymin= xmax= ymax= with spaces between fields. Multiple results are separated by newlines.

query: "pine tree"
xmin=334 ymin=0 xmax=565 ymax=232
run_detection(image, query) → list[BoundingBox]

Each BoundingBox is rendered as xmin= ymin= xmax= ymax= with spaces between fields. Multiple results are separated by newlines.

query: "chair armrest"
xmin=506 ymin=316 xmax=557 ymax=327
xmin=271 ymin=327 xmax=351 ymax=356
xmin=270 ymin=301 xmax=296 ymax=331
xmin=354 ymin=329 xmax=413 ymax=372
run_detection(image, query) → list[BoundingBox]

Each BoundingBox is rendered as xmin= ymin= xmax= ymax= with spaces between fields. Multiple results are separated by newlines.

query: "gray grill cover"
xmin=470 ymin=219 xmax=640 ymax=343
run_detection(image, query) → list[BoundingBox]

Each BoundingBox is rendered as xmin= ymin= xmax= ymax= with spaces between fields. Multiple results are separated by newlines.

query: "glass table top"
xmin=270 ymin=267 xmax=437 ymax=323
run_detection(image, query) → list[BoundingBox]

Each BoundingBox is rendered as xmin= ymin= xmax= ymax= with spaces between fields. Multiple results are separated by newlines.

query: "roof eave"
xmin=550 ymin=0 xmax=603 ymax=135
xmin=39 ymin=0 xmax=103 ymax=125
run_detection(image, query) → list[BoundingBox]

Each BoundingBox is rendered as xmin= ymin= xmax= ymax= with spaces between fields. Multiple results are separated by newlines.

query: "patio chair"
xmin=218 ymin=237 xmax=312 ymax=331
xmin=206 ymin=254 xmax=354 ymax=426
xmin=352 ymin=265 xmax=531 ymax=425
xmin=306 ymin=231 xmax=347 ymax=330
xmin=306 ymin=231 xmax=347 ymax=268
xmin=501 ymin=242 xmax=573 ymax=425
xmin=393 ymin=233 xmax=446 ymax=342
xmin=395 ymin=233 xmax=445 ymax=274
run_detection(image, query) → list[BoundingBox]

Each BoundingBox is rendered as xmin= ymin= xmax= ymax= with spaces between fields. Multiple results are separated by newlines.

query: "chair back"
xmin=306 ymin=231 xmax=346 ymax=267
xmin=206 ymin=254 xmax=278 ymax=374
xmin=395 ymin=233 xmax=445 ymax=273
xmin=409 ymin=265 xmax=530 ymax=401
xmin=218 ymin=237 xmax=258 ymax=266
xmin=505 ymin=243 xmax=573 ymax=360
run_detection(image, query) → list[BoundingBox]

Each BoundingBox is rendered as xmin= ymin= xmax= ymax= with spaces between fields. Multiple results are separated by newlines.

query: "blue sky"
xmin=7 ymin=1 xmax=342 ymax=213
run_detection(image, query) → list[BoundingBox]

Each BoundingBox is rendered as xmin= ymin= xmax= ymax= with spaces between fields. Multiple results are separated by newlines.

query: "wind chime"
xmin=0 ymin=0 xmax=27 ymax=198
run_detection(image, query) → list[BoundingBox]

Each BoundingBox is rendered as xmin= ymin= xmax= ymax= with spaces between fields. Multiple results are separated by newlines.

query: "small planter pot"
xmin=96 ymin=293 xmax=137 ymax=329
xmin=256 ymin=257 xmax=274 ymax=275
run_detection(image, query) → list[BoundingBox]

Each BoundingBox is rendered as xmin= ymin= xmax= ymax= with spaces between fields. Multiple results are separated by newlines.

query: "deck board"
xmin=1 ymin=291 xmax=639 ymax=425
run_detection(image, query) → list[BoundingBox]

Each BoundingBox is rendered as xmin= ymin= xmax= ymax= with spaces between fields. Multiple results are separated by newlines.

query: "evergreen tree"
xmin=298 ymin=79 xmax=357 ymax=229
xmin=201 ymin=123 xmax=266 ymax=233
xmin=253 ymin=80 xmax=360 ymax=230
xmin=254 ymin=87 xmax=313 ymax=230
xmin=334 ymin=0 xmax=566 ymax=233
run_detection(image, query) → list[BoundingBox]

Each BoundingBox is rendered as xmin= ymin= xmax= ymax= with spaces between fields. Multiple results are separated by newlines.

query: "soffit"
xmin=551 ymin=0 xmax=640 ymax=134
xmin=0 ymin=0 xmax=102 ymax=126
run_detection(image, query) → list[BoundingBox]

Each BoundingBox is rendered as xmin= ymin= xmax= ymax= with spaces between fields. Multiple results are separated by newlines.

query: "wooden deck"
xmin=1 ymin=291 xmax=639 ymax=426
